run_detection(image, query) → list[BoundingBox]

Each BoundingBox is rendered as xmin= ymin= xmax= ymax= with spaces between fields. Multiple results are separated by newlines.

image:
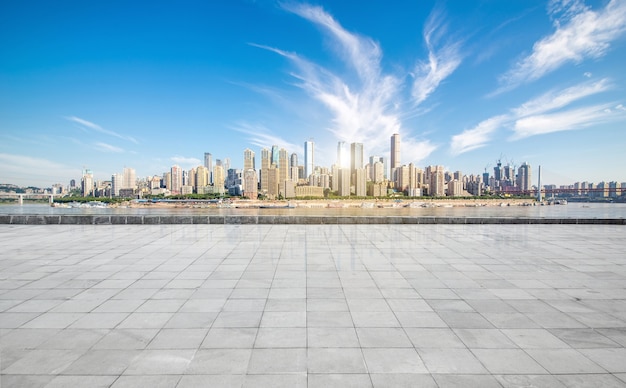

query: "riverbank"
xmin=124 ymin=197 xmax=538 ymax=210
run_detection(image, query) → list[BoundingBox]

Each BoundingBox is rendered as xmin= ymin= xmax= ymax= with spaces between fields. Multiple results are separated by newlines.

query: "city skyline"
xmin=2 ymin=0 xmax=626 ymax=187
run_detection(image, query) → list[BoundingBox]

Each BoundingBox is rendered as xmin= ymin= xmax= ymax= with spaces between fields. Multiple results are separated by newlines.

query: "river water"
xmin=2 ymin=203 xmax=625 ymax=219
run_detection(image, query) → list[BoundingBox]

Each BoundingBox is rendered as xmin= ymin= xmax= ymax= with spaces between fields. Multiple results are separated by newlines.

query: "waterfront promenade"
xmin=1 ymin=223 xmax=625 ymax=387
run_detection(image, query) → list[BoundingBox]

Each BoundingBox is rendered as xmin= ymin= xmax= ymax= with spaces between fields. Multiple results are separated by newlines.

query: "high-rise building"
xmin=204 ymin=153 xmax=213 ymax=184
xmin=337 ymin=141 xmax=349 ymax=168
xmin=305 ymin=140 xmax=314 ymax=179
xmin=278 ymin=148 xmax=288 ymax=196
xmin=242 ymin=149 xmax=256 ymax=195
xmin=391 ymin=133 xmax=400 ymax=180
xmin=196 ymin=166 xmax=209 ymax=190
xmin=428 ymin=165 xmax=445 ymax=197
xmin=213 ymin=165 xmax=225 ymax=189
xmin=243 ymin=148 xmax=255 ymax=171
xmin=111 ymin=173 xmax=122 ymax=197
xmin=350 ymin=142 xmax=363 ymax=187
xmin=338 ymin=168 xmax=351 ymax=197
xmin=271 ymin=145 xmax=279 ymax=166
xmin=170 ymin=165 xmax=183 ymax=195
xmin=267 ymin=164 xmax=279 ymax=199
xmin=354 ymin=168 xmax=366 ymax=196
xmin=122 ymin=167 xmax=136 ymax=190
xmin=517 ymin=162 xmax=531 ymax=193
xmin=290 ymin=153 xmax=298 ymax=168
xmin=243 ymin=169 xmax=258 ymax=199
xmin=260 ymin=148 xmax=271 ymax=195
xmin=373 ymin=161 xmax=384 ymax=183
xmin=350 ymin=143 xmax=363 ymax=172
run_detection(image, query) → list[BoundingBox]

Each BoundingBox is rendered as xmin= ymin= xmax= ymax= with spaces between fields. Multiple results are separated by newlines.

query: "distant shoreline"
xmin=122 ymin=197 xmax=539 ymax=209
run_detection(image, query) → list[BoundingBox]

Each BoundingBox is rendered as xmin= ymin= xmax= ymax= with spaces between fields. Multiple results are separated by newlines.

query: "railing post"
xmin=18 ymin=194 xmax=23 ymax=205
xmin=49 ymin=195 xmax=54 ymax=205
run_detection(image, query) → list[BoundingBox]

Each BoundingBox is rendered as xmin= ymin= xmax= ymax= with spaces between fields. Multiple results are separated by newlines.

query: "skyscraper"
xmin=350 ymin=142 xmax=363 ymax=186
xmin=122 ymin=167 xmax=136 ymax=190
xmin=243 ymin=148 xmax=255 ymax=171
xmin=196 ymin=166 xmax=209 ymax=189
xmin=271 ymin=145 xmax=279 ymax=166
xmin=204 ymin=153 xmax=213 ymax=184
xmin=304 ymin=140 xmax=314 ymax=179
xmin=517 ymin=162 xmax=531 ymax=193
xmin=278 ymin=148 xmax=289 ymax=196
xmin=260 ymin=148 xmax=271 ymax=195
xmin=82 ymin=168 xmax=94 ymax=197
xmin=391 ymin=133 xmax=400 ymax=181
xmin=170 ymin=165 xmax=183 ymax=195
xmin=337 ymin=141 xmax=349 ymax=168
xmin=350 ymin=143 xmax=364 ymax=172
xmin=111 ymin=173 xmax=122 ymax=197
xmin=243 ymin=169 xmax=258 ymax=199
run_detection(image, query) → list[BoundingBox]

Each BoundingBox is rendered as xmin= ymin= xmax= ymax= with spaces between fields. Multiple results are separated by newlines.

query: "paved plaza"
xmin=1 ymin=224 xmax=626 ymax=387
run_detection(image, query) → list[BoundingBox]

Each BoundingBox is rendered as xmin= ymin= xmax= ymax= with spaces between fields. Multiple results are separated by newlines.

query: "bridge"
xmin=0 ymin=193 xmax=57 ymax=205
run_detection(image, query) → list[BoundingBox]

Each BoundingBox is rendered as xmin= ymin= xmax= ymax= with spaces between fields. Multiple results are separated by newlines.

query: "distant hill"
xmin=0 ymin=184 xmax=40 ymax=193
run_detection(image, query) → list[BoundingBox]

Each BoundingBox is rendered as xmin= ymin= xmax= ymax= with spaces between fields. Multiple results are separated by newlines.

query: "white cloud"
xmin=66 ymin=116 xmax=139 ymax=144
xmin=231 ymin=122 xmax=304 ymax=155
xmin=94 ymin=142 xmax=124 ymax=153
xmin=512 ymin=78 xmax=612 ymax=117
xmin=451 ymin=78 xmax=619 ymax=153
xmin=250 ymin=3 xmax=445 ymax=165
xmin=512 ymin=103 xmax=620 ymax=139
xmin=412 ymin=8 xmax=463 ymax=106
xmin=497 ymin=0 xmax=626 ymax=92
xmin=0 ymin=153 xmax=78 ymax=186
xmin=450 ymin=115 xmax=510 ymax=156
xmin=584 ymin=72 xmax=592 ymax=78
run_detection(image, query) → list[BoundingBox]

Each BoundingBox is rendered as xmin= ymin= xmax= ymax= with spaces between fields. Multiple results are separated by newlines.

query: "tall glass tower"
xmin=304 ymin=140 xmax=314 ymax=179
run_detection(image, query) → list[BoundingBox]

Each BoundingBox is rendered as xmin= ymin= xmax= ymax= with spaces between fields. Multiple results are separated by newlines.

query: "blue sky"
xmin=1 ymin=0 xmax=625 ymax=187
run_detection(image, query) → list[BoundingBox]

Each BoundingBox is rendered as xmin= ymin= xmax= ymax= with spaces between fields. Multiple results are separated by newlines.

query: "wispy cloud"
xmin=495 ymin=0 xmax=626 ymax=93
xmin=450 ymin=115 xmax=510 ymax=155
xmin=512 ymin=103 xmax=621 ymax=139
xmin=231 ymin=122 xmax=304 ymax=155
xmin=0 ymin=153 xmax=77 ymax=185
xmin=66 ymin=116 xmax=138 ymax=144
xmin=94 ymin=142 xmax=124 ymax=153
xmin=451 ymin=78 xmax=620 ymax=154
xmin=412 ymin=8 xmax=463 ymax=106
xmin=511 ymin=78 xmax=612 ymax=117
xmin=249 ymin=3 xmax=444 ymax=164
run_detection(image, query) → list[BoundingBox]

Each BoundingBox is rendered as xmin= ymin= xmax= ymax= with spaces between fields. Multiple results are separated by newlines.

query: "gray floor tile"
xmin=309 ymin=374 xmax=372 ymax=388
xmin=186 ymin=348 xmax=252 ymax=374
xmin=147 ymin=328 xmax=208 ymax=349
xmin=308 ymin=348 xmax=367 ymax=373
xmin=433 ymin=374 xmax=501 ymax=388
xmin=243 ymin=374 xmax=307 ymax=388
xmin=418 ymin=348 xmax=488 ymax=374
xmin=247 ymin=348 xmax=307 ymax=374
xmin=254 ymin=327 xmax=306 ymax=348
xmin=362 ymin=348 xmax=428 ymax=373
xmin=201 ymin=327 xmax=258 ymax=348
xmin=110 ymin=375 xmax=181 ymax=388
xmin=2 ymin=224 xmax=625 ymax=384
xmin=124 ymin=349 xmax=195 ymax=375
xmin=473 ymin=349 xmax=548 ymax=374
xmin=3 ymin=349 xmax=85 ymax=375
xmin=61 ymin=349 xmax=141 ymax=375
